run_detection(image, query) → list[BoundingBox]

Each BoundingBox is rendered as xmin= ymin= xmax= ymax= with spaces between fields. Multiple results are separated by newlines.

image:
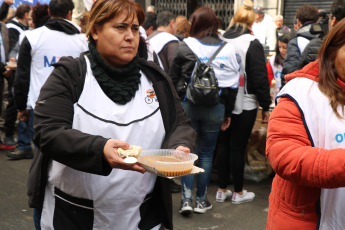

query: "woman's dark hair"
xmin=189 ymin=6 xmax=219 ymax=39
xmin=318 ymin=18 xmax=345 ymax=118
xmin=274 ymin=32 xmax=293 ymax=65
xmin=86 ymin=0 xmax=145 ymax=41
xmin=32 ymin=3 xmax=50 ymax=28
xmin=15 ymin=4 xmax=31 ymax=19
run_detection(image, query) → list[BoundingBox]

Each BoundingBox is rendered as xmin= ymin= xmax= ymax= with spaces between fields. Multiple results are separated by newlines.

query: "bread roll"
xmin=117 ymin=145 xmax=142 ymax=158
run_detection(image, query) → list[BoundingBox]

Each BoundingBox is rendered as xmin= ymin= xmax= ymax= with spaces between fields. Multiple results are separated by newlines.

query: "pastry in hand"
xmin=117 ymin=145 xmax=142 ymax=158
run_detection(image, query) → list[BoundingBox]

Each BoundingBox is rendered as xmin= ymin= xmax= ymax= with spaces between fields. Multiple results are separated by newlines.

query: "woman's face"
xmin=335 ymin=44 xmax=345 ymax=82
xmin=91 ymin=11 xmax=139 ymax=67
xmin=278 ymin=41 xmax=287 ymax=59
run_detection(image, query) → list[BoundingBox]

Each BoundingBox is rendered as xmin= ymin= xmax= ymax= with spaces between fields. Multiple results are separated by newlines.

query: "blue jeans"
xmin=181 ymin=102 xmax=225 ymax=202
xmin=33 ymin=208 xmax=42 ymax=230
xmin=17 ymin=110 xmax=34 ymax=152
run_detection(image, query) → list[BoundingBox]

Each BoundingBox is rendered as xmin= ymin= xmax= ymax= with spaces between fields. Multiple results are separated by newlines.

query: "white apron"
xmin=41 ymin=56 xmax=165 ymax=230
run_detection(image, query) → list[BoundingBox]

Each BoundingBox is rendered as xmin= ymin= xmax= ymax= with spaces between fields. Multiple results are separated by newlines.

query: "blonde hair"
xmin=228 ymin=0 xmax=255 ymax=30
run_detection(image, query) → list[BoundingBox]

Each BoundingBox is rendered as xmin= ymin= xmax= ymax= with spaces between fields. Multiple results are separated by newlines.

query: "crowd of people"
xmin=1 ymin=0 xmax=345 ymax=229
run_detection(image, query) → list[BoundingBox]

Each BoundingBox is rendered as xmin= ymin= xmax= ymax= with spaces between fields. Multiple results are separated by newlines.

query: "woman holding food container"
xmin=27 ymin=0 xmax=196 ymax=229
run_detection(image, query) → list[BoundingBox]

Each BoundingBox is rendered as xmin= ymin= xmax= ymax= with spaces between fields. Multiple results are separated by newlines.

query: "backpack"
xmin=185 ymin=42 xmax=227 ymax=106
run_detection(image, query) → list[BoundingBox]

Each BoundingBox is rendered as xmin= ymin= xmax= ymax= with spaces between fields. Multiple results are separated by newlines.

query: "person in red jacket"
xmin=266 ymin=18 xmax=345 ymax=229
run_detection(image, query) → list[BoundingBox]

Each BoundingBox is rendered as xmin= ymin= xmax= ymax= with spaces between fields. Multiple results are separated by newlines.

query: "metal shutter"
xmin=283 ymin=0 xmax=333 ymax=29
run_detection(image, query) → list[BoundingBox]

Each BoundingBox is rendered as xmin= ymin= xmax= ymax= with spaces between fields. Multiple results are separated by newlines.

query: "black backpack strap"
xmin=206 ymin=41 xmax=227 ymax=65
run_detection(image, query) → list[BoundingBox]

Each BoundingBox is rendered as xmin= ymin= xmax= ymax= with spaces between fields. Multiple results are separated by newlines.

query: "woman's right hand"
xmin=103 ymin=139 xmax=146 ymax=174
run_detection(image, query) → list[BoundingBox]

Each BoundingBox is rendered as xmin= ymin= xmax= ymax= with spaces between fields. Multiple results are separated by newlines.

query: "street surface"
xmin=0 ymin=150 xmax=272 ymax=230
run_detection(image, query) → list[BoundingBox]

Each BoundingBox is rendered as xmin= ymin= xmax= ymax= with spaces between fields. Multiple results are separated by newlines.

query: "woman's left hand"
xmin=176 ymin=146 xmax=190 ymax=153
xmin=261 ymin=110 xmax=270 ymax=123
xmin=221 ymin=117 xmax=231 ymax=131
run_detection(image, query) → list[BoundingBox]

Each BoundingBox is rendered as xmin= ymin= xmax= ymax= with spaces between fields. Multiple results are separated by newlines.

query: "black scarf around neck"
xmin=88 ymin=42 xmax=141 ymax=105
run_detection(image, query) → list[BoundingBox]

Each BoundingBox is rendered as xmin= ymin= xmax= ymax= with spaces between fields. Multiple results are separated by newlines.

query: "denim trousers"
xmin=33 ymin=208 xmax=42 ymax=230
xmin=17 ymin=109 xmax=34 ymax=152
xmin=181 ymin=102 xmax=225 ymax=202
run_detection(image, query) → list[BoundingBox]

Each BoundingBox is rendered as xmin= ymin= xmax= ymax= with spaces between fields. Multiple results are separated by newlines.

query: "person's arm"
xmin=267 ymin=97 xmax=345 ymax=188
xmin=159 ymin=40 xmax=179 ymax=73
xmin=168 ymin=42 xmax=196 ymax=99
xmin=0 ymin=0 xmax=11 ymax=22
xmin=8 ymin=28 xmax=19 ymax=54
xmin=246 ymin=39 xmax=271 ymax=111
xmin=35 ymin=61 xmax=131 ymax=177
xmin=14 ymin=36 xmax=31 ymax=111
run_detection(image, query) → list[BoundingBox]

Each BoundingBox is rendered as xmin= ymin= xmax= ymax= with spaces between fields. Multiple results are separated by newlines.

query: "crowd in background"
xmin=1 ymin=0 xmax=345 ymax=229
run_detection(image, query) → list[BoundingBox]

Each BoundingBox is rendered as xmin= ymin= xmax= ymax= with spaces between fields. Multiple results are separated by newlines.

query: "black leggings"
xmin=217 ymin=109 xmax=257 ymax=193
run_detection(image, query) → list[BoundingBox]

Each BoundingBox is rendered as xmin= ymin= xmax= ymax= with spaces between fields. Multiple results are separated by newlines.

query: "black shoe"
xmin=4 ymin=136 xmax=17 ymax=146
xmin=169 ymin=179 xmax=181 ymax=193
xmin=179 ymin=199 xmax=193 ymax=216
xmin=7 ymin=149 xmax=33 ymax=160
xmin=194 ymin=199 xmax=212 ymax=214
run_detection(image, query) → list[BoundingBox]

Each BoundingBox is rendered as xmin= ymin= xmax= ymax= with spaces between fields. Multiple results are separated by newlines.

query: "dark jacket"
xmin=28 ymin=54 xmax=196 ymax=230
xmin=281 ymin=23 xmax=318 ymax=86
xmin=298 ymin=37 xmax=323 ymax=69
xmin=169 ymin=36 xmax=238 ymax=117
xmin=223 ymin=26 xmax=271 ymax=112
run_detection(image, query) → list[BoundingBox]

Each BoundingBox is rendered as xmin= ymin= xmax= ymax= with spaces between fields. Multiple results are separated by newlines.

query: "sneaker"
xmin=7 ymin=149 xmax=33 ymax=160
xmin=179 ymin=199 xmax=193 ymax=215
xmin=231 ymin=190 xmax=255 ymax=204
xmin=216 ymin=190 xmax=232 ymax=202
xmin=4 ymin=136 xmax=17 ymax=146
xmin=194 ymin=200 xmax=212 ymax=214
xmin=0 ymin=143 xmax=16 ymax=150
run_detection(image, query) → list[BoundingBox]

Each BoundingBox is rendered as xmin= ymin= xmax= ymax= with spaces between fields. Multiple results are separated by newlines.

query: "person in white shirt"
xmin=252 ymin=6 xmax=277 ymax=51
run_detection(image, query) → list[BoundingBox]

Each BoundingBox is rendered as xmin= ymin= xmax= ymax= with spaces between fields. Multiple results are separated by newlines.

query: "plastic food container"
xmin=138 ymin=149 xmax=198 ymax=177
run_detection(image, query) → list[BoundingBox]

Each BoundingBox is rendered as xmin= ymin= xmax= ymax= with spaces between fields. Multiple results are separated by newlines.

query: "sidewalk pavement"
xmin=0 ymin=150 xmax=272 ymax=230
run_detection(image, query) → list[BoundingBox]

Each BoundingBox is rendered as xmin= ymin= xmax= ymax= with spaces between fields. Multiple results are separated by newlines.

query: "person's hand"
xmin=221 ymin=117 xmax=231 ymax=131
xmin=176 ymin=146 xmax=190 ymax=153
xmin=103 ymin=139 xmax=146 ymax=173
xmin=261 ymin=110 xmax=270 ymax=123
xmin=3 ymin=69 xmax=12 ymax=78
xmin=17 ymin=109 xmax=30 ymax=122
xmin=4 ymin=0 xmax=13 ymax=6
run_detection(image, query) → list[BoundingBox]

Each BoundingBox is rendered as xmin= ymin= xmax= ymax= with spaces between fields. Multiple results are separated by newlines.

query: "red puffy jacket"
xmin=266 ymin=61 xmax=345 ymax=229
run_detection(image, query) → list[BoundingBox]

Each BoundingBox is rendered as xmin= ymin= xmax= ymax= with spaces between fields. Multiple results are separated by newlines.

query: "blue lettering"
xmin=44 ymin=56 xmax=57 ymax=67
xmin=335 ymin=134 xmax=343 ymax=143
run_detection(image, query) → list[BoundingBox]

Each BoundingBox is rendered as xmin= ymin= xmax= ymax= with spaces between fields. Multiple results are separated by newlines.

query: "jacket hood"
xmin=45 ymin=18 xmax=80 ymax=35
xmin=285 ymin=60 xmax=319 ymax=83
xmin=223 ymin=25 xmax=251 ymax=39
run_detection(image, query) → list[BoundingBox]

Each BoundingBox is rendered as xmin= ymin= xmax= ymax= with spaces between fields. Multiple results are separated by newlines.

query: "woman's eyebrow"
xmin=115 ymin=22 xmax=139 ymax=27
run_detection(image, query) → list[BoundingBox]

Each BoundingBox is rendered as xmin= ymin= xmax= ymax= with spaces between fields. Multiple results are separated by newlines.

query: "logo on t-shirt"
xmin=44 ymin=56 xmax=61 ymax=67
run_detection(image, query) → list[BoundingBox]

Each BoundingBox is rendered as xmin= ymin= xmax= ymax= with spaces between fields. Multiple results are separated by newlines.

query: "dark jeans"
xmin=17 ymin=110 xmax=34 ymax=152
xmin=33 ymin=208 xmax=42 ymax=230
xmin=217 ymin=109 xmax=257 ymax=193
xmin=181 ymin=102 xmax=225 ymax=201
